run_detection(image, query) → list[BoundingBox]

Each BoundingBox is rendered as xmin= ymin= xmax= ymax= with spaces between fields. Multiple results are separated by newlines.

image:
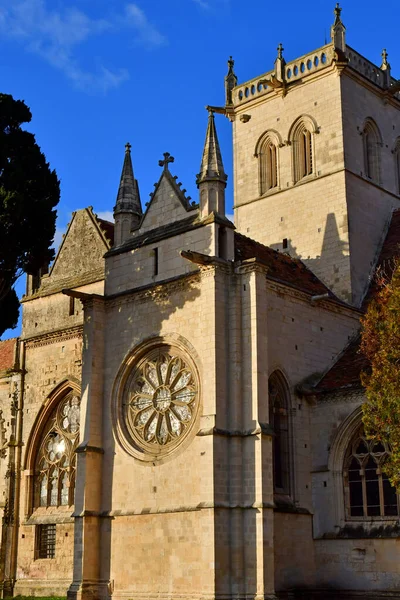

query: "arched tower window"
xmin=255 ymin=130 xmax=281 ymax=195
xmin=363 ymin=118 xmax=382 ymax=183
xmin=34 ymin=393 xmax=80 ymax=508
xmin=393 ymin=138 xmax=400 ymax=194
xmin=343 ymin=426 xmax=398 ymax=518
xmin=289 ymin=115 xmax=318 ymax=183
xmin=268 ymin=371 xmax=291 ymax=494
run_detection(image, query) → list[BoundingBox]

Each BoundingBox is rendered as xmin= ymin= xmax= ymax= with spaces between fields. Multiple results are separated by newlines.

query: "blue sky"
xmin=1 ymin=0 xmax=399 ymax=339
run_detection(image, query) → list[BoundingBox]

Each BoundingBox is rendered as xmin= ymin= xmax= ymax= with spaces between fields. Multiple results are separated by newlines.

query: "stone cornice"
xmin=22 ymin=269 xmax=105 ymax=302
xmin=104 ymin=271 xmax=202 ymax=309
xmin=266 ymin=280 xmax=361 ymax=317
xmin=23 ymin=325 xmax=83 ymax=348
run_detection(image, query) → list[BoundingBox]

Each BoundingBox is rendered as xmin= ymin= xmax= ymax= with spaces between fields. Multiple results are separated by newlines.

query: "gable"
xmin=39 ymin=208 xmax=110 ymax=295
xmin=139 ymin=172 xmax=195 ymax=234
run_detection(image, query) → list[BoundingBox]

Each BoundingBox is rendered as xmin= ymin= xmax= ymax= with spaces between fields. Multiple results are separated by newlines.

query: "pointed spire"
xmin=225 ymin=56 xmax=238 ymax=106
xmin=114 ymin=142 xmax=142 ymax=217
xmin=331 ymin=3 xmax=346 ymax=51
xmin=381 ymin=49 xmax=391 ymax=88
xmin=274 ymin=43 xmax=286 ymax=82
xmin=113 ymin=143 xmax=142 ymax=245
xmin=196 ymin=110 xmax=227 ymax=186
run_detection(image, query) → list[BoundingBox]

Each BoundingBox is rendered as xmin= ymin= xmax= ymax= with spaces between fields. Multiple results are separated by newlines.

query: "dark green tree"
xmin=0 ymin=93 xmax=60 ymax=336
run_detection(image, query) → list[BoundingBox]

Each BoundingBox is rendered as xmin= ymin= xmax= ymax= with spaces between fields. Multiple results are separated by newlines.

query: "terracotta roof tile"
xmin=0 ymin=338 xmax=17 ymax=372
xmin=234 ymin=232 xmax=336 ymax=297
xmin=315 ymin=209 xmax=400 ymax=393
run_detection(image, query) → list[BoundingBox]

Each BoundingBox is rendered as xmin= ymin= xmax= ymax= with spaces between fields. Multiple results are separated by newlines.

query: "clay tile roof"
xmin=234 ymin=232 xmax=336 ymax=297
xmin=0 ymin=338 xmax=17 ymax=372
xmin=96 ymin=218 xmax=114 ymax=247
xmin=315 ymin=208 xmax=400 ymax=393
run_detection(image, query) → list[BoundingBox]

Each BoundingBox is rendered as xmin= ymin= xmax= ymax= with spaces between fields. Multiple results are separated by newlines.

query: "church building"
xmin=1 ymin=4 xmax=400 ymax=599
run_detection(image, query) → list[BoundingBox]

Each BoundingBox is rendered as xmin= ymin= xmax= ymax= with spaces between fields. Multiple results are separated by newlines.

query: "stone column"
xmin=237 ymin=261 xmax=275 ymax=599
xmin=68 ymin=296 xmax=108 ymax=600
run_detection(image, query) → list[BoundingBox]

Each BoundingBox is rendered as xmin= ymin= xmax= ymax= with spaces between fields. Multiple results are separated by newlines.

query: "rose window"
xmin=126 ymin=349 xmax=198 ymax=450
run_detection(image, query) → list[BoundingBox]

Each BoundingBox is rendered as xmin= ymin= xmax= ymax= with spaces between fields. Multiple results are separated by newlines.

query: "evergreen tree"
xmin=0 ymin=93 xmax=59 ymax=335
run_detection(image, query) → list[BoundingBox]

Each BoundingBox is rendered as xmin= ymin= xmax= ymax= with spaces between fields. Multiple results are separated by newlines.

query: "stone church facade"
xmin=0 ymin=5 xmax=400 ymax=599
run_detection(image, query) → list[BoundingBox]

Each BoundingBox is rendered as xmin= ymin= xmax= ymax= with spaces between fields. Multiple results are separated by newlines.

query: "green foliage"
xmin=361 ymin=260 xmax=400 ymax=489
xmin=0 ymin=93 xmax=60 ymax=336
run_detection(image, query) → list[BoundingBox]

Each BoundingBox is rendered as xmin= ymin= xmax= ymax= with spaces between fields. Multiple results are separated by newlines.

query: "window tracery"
xmin=125 ymin=347 xmax=199 ymax=452
xmin=363 ymin=119 xmax=381 ymax=183
xmin=34 ymin=394 xmax=80 ymax=508
xmin=289 ymin=116 xmax=316 ymax=183
xmin=344 ymin=427 xmax=398 ymax=518
xmin=258 ymin=135 xmax=279 ymax=194
xmin=269 ymin=371 xmax=291 ymax=494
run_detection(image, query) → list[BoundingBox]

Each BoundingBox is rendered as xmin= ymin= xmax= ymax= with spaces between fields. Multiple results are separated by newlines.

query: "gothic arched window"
xmin=363 ymin=119 xmax=382 ymax=183
xmin=255 ymin=130 xmax=281 ymax=195
xmin=268 ymin=371 xmax=291 ymax=494
xmin=343 ymin=427 xmax=399 ymax=518
xmin=393 ymin=138 xmax=400 ymax=194
xmin=289 ymin=116 xmax=317 ymax=183
xmin=34 ymin=393 xmax=80 ymax=508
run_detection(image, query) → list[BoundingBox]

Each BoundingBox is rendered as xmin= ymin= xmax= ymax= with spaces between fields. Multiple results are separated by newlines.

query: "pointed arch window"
xmin=268 ymin=371 xmax=291 ymax=494
xmin=256 ymin=131 xmax=281 ymax=195
xmin=34 ymin=393 xmax=80 ymax=509
xmin=289 ymin=115 xmax=318 ymax=183
xmin=344 ymin=427 xmax=399 ymax=518
xmin=393 ymin=138 xmax=400 ymax=194
xmin=363 ymin=119 xmax=382 ymax=183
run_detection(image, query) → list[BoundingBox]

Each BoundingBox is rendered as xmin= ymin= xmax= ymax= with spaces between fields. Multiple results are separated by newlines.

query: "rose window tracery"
xmin=35 ymin=393 xmax=80 ymax=508
xmin=125 ymin=348 xmax=199 ymax=452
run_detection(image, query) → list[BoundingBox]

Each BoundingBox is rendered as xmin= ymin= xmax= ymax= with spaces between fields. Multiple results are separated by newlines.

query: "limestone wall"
xmin=106 ymin=223 xmax=216 ymax=296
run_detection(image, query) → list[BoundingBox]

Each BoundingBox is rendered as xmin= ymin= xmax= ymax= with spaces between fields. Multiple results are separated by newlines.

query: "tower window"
xmin=256 ymin=131 xmax=281 ymax=195
xmin=289 ymin=115 xmax=318 ymax=183
xmin=36 ymin=524 xmax=56 ymax=559
xmin=363 ymin=118 xmax=382 ymax=184
xmin=344 ymin=427 xmax=399 ymax=518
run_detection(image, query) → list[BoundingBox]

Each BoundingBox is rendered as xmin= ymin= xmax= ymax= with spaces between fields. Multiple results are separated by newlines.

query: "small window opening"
xmin=282 ymin=238 xmax=288 ymax=249
xmin=36 ymin=524 xmax=56 ymax=559
xmin=153 ymin=248 xmax=159 ymax=276
xmin=69 ymin=296 xmax=75 ymax=316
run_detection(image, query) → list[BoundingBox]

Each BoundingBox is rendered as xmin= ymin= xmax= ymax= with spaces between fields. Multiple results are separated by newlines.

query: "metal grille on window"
xmin=34 ymin=393 xmax=80 ymax=508
xmin=37 ymin=524 xmax=56 ymax=559
xmin=344 ymin=427 xmax=399 ymax=518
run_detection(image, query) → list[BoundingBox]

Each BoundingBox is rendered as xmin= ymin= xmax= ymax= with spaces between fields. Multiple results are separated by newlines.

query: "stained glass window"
xmin=344 ymin=427 xmax=399 ymax=518
xmin=34 ymin=393 xmax=80 ymax=508
xmin=126 ymin=347 xmax=198 ymax=452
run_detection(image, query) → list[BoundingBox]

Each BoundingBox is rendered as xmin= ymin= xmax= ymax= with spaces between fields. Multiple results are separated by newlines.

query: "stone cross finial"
xmin=125 ymin=142 xmax=132 ymax=154
xmin=277 ymin=43 xmax=284 ymax=59
xmin=334 ymin=2 xmax=341 ymax=21
xmin=227 ymin=56 xmax=235 ymax=74
xmin=382 ymin=48 xmax=389 ymax=66
xmin=158 ymin=152 xmax=175 ymax=170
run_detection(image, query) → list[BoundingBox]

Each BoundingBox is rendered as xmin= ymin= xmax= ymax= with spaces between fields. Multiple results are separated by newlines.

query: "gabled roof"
xmin=142 ymin=165 xmax=196 ymax=221
xmin=234 ymin=232 xmax=337 ymax=297
xmin=314 ymin=208 xmax=400 ymax=394
xmin=0 ymin=338 xmax=18 ymax=372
